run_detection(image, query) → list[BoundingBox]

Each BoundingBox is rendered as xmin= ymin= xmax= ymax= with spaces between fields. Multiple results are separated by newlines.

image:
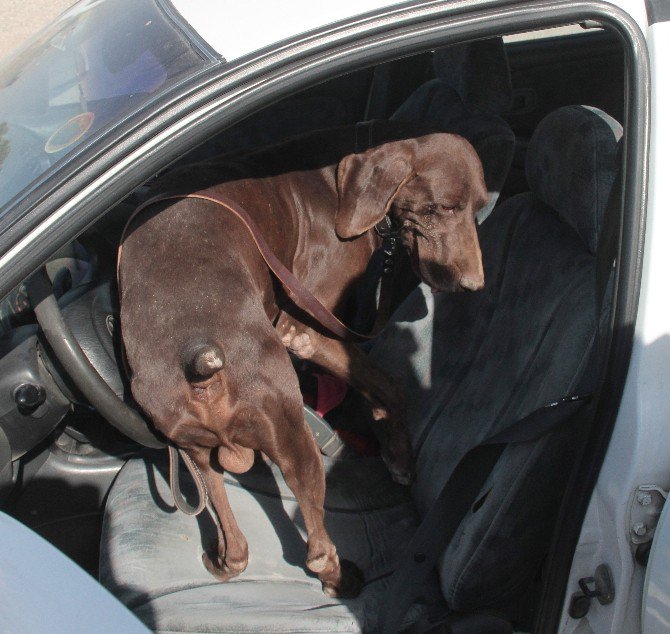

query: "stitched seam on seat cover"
xmin=127 ymin=577 xmax=325 ymax=611
xmin=154 ymin=618 xmax=358 ymax=634
xmin=154 ymin=628 xmax=327 ymax=634
xmin=155 ymin=626 xmax=353 ymax=634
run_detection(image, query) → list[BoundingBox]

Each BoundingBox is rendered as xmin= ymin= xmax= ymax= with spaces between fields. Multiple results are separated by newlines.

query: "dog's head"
xmin=336 ymin=133 xmax=488 ymax=293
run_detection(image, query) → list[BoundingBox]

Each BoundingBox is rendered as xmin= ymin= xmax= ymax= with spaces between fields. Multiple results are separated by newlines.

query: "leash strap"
xmin=168 ymin=446 xmax=228 ymax=548
xmin=168 ymin=446 xmax=209 ymax=516
xmin=120 ymin=190 xmax=390 ymax=342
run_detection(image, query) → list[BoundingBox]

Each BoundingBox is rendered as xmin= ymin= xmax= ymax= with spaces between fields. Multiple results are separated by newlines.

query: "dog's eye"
xmin=440 ymin=204 xmax=457 ymax=215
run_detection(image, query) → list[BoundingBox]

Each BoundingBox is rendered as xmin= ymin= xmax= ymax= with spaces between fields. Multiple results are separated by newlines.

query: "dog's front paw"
xmin=289 ymin=332 xmax=315 ymax=359
xmin=321 ymin=559 xmax=364 ymax=599
xmin=280 ymin=325 xmax=316 ymax=359
xmin=382 ymin=452 xmax=415 ymax=486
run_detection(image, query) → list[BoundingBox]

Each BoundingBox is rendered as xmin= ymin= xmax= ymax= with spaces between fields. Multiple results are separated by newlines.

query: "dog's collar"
xmin=374 ymin=214 xmax=400 ymax=239
xmin=368 ymin=214 xmax=401 ymax=334
xmin=374 ymin=215 xmax=401 ymax=278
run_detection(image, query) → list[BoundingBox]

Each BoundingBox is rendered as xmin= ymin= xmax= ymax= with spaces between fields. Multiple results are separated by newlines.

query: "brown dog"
xmin=118 ymin=129 xmax=487 ymax=598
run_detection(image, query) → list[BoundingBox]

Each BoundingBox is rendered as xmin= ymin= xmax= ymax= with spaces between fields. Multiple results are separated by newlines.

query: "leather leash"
xmin=168 ymin=446 xmax=208 ymax=515
xmin=119 ymin=189 xmax=396 ymax=343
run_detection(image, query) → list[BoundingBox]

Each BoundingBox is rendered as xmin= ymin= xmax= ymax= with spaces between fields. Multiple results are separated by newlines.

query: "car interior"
xmin=0 ymin=21 xmax=627 ymax=633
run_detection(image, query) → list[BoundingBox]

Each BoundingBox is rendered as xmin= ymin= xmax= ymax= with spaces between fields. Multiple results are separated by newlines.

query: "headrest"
xmin=432 ymin=38 xmax=512 ymax=115
xmin=526 ymin=106 xmax=623 ymax=254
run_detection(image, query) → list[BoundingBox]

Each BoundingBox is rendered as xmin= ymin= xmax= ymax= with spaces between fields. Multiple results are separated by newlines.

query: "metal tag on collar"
xmin=374 ymin=214 xmax=398 ymax=238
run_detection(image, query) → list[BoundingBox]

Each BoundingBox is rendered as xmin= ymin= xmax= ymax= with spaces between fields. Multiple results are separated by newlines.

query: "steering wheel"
xmin=26 ymin=267 xmax=165 ymax=448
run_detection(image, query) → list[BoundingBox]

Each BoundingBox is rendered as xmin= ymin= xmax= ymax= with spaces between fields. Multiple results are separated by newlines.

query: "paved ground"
xmin=0 ymin=0 xmax=77 ymax=61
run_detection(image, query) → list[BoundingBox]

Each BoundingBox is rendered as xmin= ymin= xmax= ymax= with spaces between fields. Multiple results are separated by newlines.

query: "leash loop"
xmin=168 ymin=446 xmax=208 ymax=516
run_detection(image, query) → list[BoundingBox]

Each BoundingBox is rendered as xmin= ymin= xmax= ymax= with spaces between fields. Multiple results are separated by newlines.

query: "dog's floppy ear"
xmin=335 ymin=145 xmax=414 ymax=239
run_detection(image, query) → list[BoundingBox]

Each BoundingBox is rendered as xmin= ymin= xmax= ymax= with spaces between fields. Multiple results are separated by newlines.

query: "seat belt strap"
xmin=378 ymin=392 xmax=592 ymax=633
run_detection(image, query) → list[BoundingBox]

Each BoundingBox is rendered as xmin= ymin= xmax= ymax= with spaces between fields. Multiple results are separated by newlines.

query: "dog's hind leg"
xmin=260 ymin=386 xmax=363 ymax=598
xmin=186 ymin=445 xmax=250 ymax=581
xmin=151 ymin=416 xmax=250 ymax=581
xmin=159 ymin=343 xmax=250 ymax=582
xmin=260 ymin=404 xmax=364 ymax=598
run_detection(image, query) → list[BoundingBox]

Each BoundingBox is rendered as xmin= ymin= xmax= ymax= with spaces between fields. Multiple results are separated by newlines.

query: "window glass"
xmin=0 ymin=0 xmax=213 ymax=212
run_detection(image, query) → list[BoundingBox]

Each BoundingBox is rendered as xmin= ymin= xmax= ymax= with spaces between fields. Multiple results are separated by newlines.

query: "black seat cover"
xmin=369 ymin=104 xmax=622 ymax=608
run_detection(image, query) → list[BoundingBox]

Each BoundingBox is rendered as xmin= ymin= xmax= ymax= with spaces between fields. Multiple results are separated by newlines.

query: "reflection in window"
xmin=0 ymin=0 xmax=214 ymax=212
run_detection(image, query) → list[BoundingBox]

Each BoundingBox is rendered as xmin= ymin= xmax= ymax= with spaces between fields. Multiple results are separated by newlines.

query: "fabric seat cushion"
xmin=100 ymin=453 xmax=443 ymax=633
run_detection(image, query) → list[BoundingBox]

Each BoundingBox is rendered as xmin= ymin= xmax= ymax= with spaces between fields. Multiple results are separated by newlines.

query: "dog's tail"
xmin=183 ymin=341 xmax=225 ymax=381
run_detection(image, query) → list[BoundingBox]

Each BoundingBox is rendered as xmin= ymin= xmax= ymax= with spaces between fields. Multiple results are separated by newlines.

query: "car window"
xmin=0 ymin=0 xmax=215 ymax=214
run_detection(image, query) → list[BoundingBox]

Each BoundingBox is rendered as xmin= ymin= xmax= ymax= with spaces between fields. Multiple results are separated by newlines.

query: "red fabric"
xmin=314 ymin=373 xmax=348 ymax=417
xmin=302 ymin=373 xmax=379 ymax=455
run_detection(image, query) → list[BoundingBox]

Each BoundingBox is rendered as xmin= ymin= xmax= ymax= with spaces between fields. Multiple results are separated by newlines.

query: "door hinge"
xmin=629 ymin=484 xmax=667 ymax=545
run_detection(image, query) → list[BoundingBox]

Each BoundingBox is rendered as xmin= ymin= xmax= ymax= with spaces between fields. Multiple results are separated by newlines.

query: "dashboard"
xmin=0 ymin=238 xmax=125 ymax=500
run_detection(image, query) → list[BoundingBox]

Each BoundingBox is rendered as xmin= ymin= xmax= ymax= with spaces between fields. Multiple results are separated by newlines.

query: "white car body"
xmin=0 ymin=0 xmax=669 ymax=631
xmin=560 ymin=13 xmax=670 ymax=634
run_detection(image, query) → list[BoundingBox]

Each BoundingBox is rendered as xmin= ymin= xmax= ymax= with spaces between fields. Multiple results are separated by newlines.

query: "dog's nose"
xmin=459 ymin=273 xmax=484 ymax=292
